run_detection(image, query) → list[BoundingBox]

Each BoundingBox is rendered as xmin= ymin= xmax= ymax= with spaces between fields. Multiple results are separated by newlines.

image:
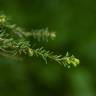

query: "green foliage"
xmin=0 ymin=15 xmax=80 ymax=68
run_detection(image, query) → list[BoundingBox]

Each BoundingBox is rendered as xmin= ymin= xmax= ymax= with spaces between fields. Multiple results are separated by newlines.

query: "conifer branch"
xmin=0 ymin=15 xmax=80 ymax=68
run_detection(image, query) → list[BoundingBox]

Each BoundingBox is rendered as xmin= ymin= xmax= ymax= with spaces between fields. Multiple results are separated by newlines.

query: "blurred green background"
xmin=0 ymin=0 xmax=96 ymax=96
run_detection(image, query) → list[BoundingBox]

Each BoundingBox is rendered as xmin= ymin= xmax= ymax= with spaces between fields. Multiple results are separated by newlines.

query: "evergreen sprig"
xmin=0 ymin=15 xmax=80 ymax=68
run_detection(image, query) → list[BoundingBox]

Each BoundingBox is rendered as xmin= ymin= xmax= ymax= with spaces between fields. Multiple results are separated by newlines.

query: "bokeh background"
xmin=0 ymin=0 xmax=96 ymax=96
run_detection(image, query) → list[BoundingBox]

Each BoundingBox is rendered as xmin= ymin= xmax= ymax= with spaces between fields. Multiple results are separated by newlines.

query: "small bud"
xmin=0 ymin=15 xmax=6 ymax=24
xmin=71 ymin=58 xmax=80 ymax=67
xmin=64 ymin=55 xmax=80 ymax=67
xmin=50 ymin=32 xmax=56 ymax=40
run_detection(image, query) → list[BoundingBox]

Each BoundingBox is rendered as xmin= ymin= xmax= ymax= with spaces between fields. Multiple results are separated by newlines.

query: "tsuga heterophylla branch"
xmin=0 ymin=15 xmax=80 ymax=68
